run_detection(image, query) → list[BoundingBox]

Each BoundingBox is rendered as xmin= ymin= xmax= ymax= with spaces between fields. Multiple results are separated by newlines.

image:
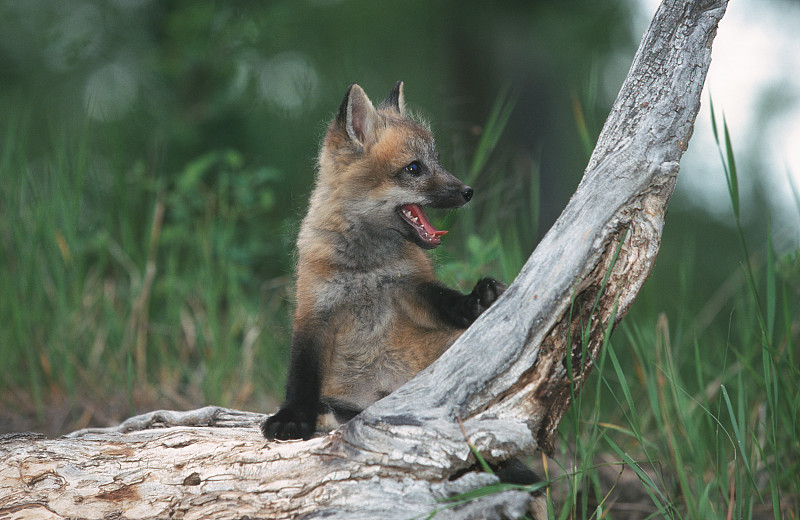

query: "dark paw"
xmin=261 ymin=406 xmax=316 ymax=440
xmin=494 ymin=458 xmax=540 ymax=486
xmin=467 ymin=277 xmax=506 ymax=319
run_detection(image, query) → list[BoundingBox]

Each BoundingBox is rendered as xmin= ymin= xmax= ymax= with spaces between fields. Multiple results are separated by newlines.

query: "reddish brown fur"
xmin=262 ymin=83 xmax=504 ymax=439
xmin=296 ymin=87 xmax=465 ymax=414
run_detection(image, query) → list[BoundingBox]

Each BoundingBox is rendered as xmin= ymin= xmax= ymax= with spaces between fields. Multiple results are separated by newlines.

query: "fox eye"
xmin=404 ymin=161 xmax=422 ymax=176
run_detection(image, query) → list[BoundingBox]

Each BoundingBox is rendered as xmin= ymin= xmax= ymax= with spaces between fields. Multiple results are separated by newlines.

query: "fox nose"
xmin=461 ymin=187 xmax=474 ymax=202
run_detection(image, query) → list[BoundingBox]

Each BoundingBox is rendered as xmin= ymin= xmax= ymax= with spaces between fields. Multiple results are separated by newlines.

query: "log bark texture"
xmin=0 ymin=1 xmax=727 ymax=518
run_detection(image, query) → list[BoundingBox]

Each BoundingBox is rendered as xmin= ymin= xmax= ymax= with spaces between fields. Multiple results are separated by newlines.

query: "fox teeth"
xmin=403 ymin=209 xmax=420 ymax=225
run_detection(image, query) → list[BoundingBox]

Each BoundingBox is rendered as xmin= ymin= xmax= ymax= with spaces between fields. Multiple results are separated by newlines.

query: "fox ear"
xmin=379 ymin=81 xmax=406 ymax=115
xmin=337 ymin=84 xmax=378 ymax=146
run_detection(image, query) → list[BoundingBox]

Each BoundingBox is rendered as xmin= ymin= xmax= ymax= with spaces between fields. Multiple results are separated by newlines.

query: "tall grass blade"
xmin=709 ymin=96 xmax=720 ymax=144
xmin=572 ymin=92 xmax=594 ymax=158
xmin=602 ymin=433 xmax=674 ymax=518
xmin=765 ymin=223 xmax=775 ymax=345
xmin=720 ymin=384 xmax=761 ymax=499
xmin=605 ymin=337 xmax=639 ymax=438
xmin=583 ymin=226 xmax=628 ymax=345
xmin=709 ymin=100 xmax=768 ymax=334
xmin=467 ymin=88 xmax=517 ymax=183
xmin=722 ymin=116 xmax=740 ymax=219
xmin=709 ymin=97 xmax=739 ymax=220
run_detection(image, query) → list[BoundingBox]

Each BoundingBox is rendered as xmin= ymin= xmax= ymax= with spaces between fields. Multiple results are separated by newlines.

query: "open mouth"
xmin=399 ymin=204 xmax=448 ymax=248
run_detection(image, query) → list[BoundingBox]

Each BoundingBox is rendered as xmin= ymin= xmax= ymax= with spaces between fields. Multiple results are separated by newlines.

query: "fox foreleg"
xmin=261 ymin=330 xmax=322 ymax=440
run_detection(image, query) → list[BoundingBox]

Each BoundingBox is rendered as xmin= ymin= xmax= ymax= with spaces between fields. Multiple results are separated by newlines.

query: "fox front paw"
xmin=261 ymin=406 xmax=316 ymax=440
xmin=467 ymin=277 xmax=506 ymax=319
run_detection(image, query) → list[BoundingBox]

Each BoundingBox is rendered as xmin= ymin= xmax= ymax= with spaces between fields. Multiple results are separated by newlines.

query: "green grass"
xmin=1 ymin=93 xmax=798 ymax=519
xmin=516 ymin=102 xmax=798 ymax=519
xmin=0 ymin=109 xmax=292 ymax=428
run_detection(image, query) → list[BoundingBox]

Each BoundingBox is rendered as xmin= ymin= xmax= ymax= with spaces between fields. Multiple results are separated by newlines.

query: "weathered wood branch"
xmin=0 ymin=1 xmax=727 ymax=518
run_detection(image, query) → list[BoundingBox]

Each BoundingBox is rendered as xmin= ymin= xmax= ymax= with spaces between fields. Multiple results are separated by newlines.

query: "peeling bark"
xmin=0 ymin=1 xmax=727 ymax=518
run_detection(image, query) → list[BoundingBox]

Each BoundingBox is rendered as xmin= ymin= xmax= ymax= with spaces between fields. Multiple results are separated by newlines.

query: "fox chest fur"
xmin=295 ymin=224 xmax=462 ymax=411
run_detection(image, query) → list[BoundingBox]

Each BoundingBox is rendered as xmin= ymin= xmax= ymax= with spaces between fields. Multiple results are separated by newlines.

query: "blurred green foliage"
xmin=0 ymin=0 xmax=634 ymax=225
xmin=0 ymin=0 xmax=636 ymax=415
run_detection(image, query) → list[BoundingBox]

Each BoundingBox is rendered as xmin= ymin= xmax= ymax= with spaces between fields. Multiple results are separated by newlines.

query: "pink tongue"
xmin=404 ymin=204 xmax=448 ymax=236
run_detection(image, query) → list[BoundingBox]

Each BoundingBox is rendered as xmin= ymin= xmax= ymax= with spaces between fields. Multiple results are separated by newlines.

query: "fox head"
xmin=316 ymin=82 xmax=473 ymax=250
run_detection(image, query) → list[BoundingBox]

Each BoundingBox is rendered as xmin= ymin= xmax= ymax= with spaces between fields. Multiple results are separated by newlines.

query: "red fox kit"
xmin=262 ymin=82 xmax=506 ymax=440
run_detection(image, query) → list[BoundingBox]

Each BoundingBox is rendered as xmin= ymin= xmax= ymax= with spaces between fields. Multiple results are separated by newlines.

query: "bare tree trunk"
xmin=0 ymin=0 xmax=727 ymax=518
